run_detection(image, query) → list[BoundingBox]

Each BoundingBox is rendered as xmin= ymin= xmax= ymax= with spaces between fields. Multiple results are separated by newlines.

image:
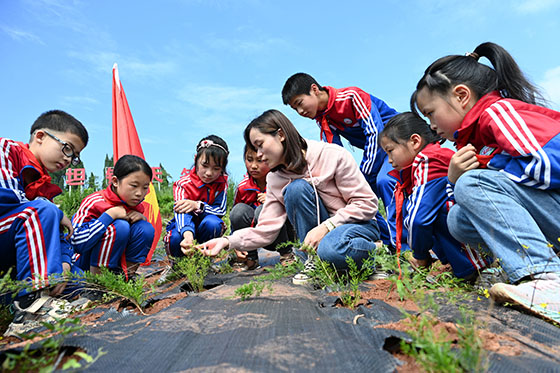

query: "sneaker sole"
xmin=490 ymin=283 xmax=560 ymax=324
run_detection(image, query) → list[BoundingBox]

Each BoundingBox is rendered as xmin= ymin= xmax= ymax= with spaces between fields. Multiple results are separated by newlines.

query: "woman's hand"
xmin=448 ymin=144 xmax=480 ymax=184
xmin=256 ymin=192 xmax=266 ymax=205
xmin=106 ymin=206 xmax=127 ymax=220
xmin=180 ymin=231 xmax=195 ymax=255
xmin=303 ymin=224 xmax=329 ymax=251
xmin=197 ymin=237 xmax=230 ymax=257
xmin=126 ymin=210 xmax=146 ymax=224
xmin=174 ymin=199 xmax=200 ymax=214
xmin=60 ymin=214 xmax=73 ymax=239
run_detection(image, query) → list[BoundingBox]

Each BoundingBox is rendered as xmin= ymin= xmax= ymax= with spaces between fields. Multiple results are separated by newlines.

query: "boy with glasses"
xmin=0 ymin=110 xmax=88 ymax=312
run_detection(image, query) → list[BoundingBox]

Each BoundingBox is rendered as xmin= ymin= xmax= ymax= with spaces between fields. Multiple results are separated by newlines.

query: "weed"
xmin=1 ymin=317 xmax=105 ymax=372
xmin=233 ymin=259 xmax=303 ymax=301
xmin=168 ymin=251 xmax=212 ymax=292
xmin=80 ymin=268 xmax=149 ymax=311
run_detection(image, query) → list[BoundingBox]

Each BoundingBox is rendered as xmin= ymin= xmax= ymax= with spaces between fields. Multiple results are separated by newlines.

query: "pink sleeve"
xmin=327 ymin=146 xmax=378 ymax=227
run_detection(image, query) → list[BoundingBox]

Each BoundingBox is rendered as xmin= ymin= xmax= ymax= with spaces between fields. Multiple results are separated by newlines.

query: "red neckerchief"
xmin=16 ymin=142 xmax=62 ymax=200
xmin=101 ymin=184 xmax=145 ymax=213
xmin=389 ymin=165 xmax=413 ymax=279
xmin=315 ymin=86 xmax=345 ymax=143
xmin=186 ymin=166 xmax=228 ymax=205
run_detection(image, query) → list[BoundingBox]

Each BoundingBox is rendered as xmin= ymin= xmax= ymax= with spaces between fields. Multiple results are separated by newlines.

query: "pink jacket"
xmin=227 ymin=140 xmax=378 ymax=251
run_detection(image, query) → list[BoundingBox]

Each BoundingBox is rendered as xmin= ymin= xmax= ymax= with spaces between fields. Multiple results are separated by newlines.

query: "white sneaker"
xmin=292 ymin=257 xmax=316 ymax=285
xmin=489 ymin=272 xmax=560 ymax=323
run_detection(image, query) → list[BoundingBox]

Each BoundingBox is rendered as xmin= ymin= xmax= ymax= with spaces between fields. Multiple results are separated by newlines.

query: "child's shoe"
xmin=489 ymin=272 xmax=560 ymax=323
xmin=279 ymin=251 xmax=296 ymax=266
xmin=292 ymin=257 xmax=316 ymax=285
xmin=232 ymin=258 xmax=260 ymax=272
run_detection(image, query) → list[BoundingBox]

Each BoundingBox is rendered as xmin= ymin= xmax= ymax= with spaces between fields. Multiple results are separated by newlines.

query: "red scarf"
xmin=318 ymin=115 xmax=344 ymax=143
xmin=392 ymin=166 xmax=413 ymax=279
xmin=17 ymin=142 xmax=62 ymax=200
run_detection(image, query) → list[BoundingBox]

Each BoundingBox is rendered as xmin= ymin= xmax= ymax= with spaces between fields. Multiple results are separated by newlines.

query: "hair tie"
xmin=465 ymin=52 xmax=480 ymax=61
xmin=197 ymin=139 xmax=229 ymax=154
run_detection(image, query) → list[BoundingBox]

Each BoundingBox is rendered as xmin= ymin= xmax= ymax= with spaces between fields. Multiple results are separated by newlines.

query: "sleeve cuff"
xmin=98 ymin=213 xmax=115 ymax=227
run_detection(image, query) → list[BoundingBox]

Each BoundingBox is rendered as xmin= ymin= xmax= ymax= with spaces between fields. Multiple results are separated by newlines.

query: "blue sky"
xmin=1 ymin=0 xmax=560 ymax=184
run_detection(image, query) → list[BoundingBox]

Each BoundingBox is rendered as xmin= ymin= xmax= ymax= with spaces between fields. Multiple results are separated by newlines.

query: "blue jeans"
xmin=447 ymin=169 xmax=560 ymax=282
xmin=283 ymin=179 xmax=380 ymax=270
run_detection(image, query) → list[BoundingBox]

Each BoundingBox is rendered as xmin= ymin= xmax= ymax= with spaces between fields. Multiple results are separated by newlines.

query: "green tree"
xmin=102 ymin=154 xmax=113 ymax=188
xmin=87 ymin=172 xmax=98 ymax=190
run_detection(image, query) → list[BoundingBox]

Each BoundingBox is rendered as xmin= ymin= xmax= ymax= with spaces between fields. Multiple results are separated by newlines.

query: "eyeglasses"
xmin=43 ymin=130 xmax=81 ymax=166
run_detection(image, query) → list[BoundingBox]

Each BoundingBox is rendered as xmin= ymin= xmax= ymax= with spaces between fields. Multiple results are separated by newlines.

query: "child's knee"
xmin=131 ymin=220 xmax=155 ymax=244
xmin=229 ymin=204 xmax=254 ymax=227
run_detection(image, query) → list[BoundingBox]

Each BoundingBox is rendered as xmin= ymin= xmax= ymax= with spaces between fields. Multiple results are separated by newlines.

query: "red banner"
xmin=112 ymin=63 xmax=162 ymax=265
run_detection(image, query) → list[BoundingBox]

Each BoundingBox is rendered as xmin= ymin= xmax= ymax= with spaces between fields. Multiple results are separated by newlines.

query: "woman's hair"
xmin=243 ymin=109 xmax=308 ymax=174
xmin=113 ymin=154 xmax=153 ymax=180
xmin=380 ymin=112 xmax=440 ymax=147
xmin=195 ymin=135 xmax=229 ymax=171
xmin=411 ymin=42 xmax=546 ymax=115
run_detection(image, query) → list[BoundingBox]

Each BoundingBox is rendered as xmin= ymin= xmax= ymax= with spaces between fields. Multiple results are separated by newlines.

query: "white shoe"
xmin=292 ymin=257 xmax=316 ymax=285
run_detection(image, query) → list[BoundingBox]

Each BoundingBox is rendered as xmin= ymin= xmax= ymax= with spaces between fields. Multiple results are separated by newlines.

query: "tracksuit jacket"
xmin=314 ymin=86 xmax=398 ymax=180
xmin=70 ymin=185 xmax=151 ymax=269
xmin=450 ymin=91 xmax=560 ymax=191
xmin=234 ymin=174 xmax=264 ymax=208
xmin=0 ymin=138 xmax=71 ymax=288
xmin=171 ymin=166 xmax=228 ymax=237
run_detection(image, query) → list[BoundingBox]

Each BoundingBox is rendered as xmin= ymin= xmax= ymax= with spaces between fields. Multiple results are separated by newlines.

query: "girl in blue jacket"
xmin=380 ymin=112 xmax=488 ymax=279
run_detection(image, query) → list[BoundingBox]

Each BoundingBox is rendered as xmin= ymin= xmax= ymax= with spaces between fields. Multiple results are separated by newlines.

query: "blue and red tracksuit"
xmin=165 ymin=167 xmax=228 ymax=256
xmin=234 ymin=173 xmax=264 ymax=208
xmin=0 ymin=138 xmax=73 ymax=290
xmin=450 ymin=91 xmax=560 ymax=191
xmin=390 ymin=143 xmax=487 ymax=278
xmin=71 ymin=185 xmax=154 ymax=271
xmin=314 ymin=86 xmax=401 ymax=247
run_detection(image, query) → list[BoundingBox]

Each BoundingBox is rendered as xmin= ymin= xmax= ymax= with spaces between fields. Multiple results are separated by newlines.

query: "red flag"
xmin=112 ymin=63 xmax=162 ymax=265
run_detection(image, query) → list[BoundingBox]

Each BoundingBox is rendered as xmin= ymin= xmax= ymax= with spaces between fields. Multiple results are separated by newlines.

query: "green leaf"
xmin=62 ymin=358 xmax=82 ymax=370
xmin=75 ymin=351 xmax=94 ymax=363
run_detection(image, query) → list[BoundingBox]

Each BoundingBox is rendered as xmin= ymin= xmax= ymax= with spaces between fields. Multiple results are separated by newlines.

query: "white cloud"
xmin=514 ymin=0 xmax=560 ymax=13
xmin=177 ymin=84 xmax=278 ymax=112
xmin=539 ymin=66 xmax=560 ymax=110
xmin=0 ymin=25 xmax=45 ymax=45
xmin=67 ymin=50 xmax=177 ymax=78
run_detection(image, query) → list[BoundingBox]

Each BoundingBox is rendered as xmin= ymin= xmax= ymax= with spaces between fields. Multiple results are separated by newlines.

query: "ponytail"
xmin=411 ymin=42 xmax=546 ymax=115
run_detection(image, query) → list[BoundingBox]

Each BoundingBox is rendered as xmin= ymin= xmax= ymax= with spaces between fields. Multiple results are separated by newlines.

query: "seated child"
xmin=71 ymin=155 xmax=155 ymax=278
xmin=282 ymin=73 xmax=402 ymax=249
xmin=0 ymin=110 xmax=88 ymax=303
xmin=379 ymin=112 xmax=488 ymax=279
xmin=229 ymin=145 xmax=295 ymax=270
xmin=411 ymin=42 xmax=560 ymax=322
xmin=165 ymin=135 xmax=229 ymax=257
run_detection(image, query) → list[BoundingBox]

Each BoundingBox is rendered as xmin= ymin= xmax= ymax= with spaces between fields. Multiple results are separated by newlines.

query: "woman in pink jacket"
xmin=199 ymin=109 xmax=380 ymax=284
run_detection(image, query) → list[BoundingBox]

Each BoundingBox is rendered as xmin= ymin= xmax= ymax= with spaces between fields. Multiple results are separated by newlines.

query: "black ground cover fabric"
xmin=60 ymin=273 xmax=560 ymax=372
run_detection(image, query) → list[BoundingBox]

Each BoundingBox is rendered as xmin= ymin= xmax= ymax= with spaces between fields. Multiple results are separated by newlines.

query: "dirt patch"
xmin=360 ymin=279 xmax=419 ymax=312
xmin=376 ymin=318 xmax=523 ymax=357
xmin=144 ymin=292 xmax=187 ymax=315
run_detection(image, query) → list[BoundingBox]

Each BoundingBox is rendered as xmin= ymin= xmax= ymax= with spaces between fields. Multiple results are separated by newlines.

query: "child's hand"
xmin=106 ymin=206 xmax=128 ymax=220
xmin=127 ymin=210 xmax=146 ymax=224
xmin=174 ymin=199 xmax=200 ymax=214
xmin=197 ymin=237 xmax=230 ymax=257
xmin=235 ymin=249 xmax=248 ymax=259
xmin=303 ymin=224 xmax=329 ymax=250
xmin=448 ymin=144 xmax=480 ymax=184
xmin=180 ymin=231 xmax=194 ymax=255
xmin=257 ymin=192 xmax=266 ymax=205
xmin=60 ymin=214 xmax=74 ymax=239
